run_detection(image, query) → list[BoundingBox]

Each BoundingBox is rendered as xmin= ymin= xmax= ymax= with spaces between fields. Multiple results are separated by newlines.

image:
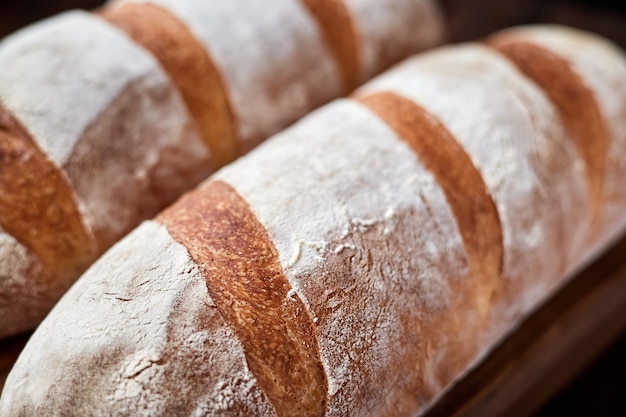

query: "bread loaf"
xmin=0 ymin=1 xmax=443 ymax=339
xmin=4 ymin=24 xmax=625 ymax=416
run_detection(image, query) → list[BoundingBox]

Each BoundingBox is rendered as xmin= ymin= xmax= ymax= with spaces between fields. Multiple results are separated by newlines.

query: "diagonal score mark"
xmin=301 ymin=0 xmax=361 ymax=94
xmin=356 ymin=91 xmax=503 ymax=317
xmin=157 ymin=180 xmax=327 ymax=417
xmin=102 ymin=3 xmax=240 ymax=167
xmin=0 ymin=103 xmax=96 ymax=276
xmin=488 ymin=38 xmax=609 ymax=232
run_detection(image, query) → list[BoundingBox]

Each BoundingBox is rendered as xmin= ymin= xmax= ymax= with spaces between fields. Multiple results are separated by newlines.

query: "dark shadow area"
xmin=0 ymin=0 xmax=105 ymax=38
xmin=0 ymin=332 xmax=31 ymax=393
xmin=440 ymin=0 xmax=626 ymax=48
xmin=534 ymin=332 xmax=626 ymax=417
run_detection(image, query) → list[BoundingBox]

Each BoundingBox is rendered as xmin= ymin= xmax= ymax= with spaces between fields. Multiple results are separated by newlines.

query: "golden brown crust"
xmin=102 ymin=3 xmax=239 ymax=167
xmin=488 ymin=38 xmax=609 ymax=228
xmin=0 ymin=104 xmax=95 ymax=275
xmin=356 ymin=92 xmax=503 ymax=315
xmin=301 ymin=0 xmax=361 ymax=93
xmin=157 ymin=180 xmax=326 ymax=417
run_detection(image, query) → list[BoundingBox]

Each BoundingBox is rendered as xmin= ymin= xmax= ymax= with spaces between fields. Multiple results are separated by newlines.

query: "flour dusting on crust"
xmin=218 ymin=101 xmax=471 ymax=416
xmin=0 ymin=222 xmax=276 ymax=417
xmin=342 ymin=0 xmax=444 ymax=81
xmin=0 ymin=10 xmax=211 ymax=250
xmin=359 ymin=44 xmax=589 ymax=313
xmin=114 ymin=0 xmax=341 ymax=152
xmin=496 ymin=26 xmax=626 ymax=252
xmin=0 ymin=229 xmax=71 ymax=338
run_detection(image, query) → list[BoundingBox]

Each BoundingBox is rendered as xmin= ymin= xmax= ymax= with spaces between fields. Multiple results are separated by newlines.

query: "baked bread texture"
xmin=0 ymin=10 xmax=211 ymax=338
xmin=487 ymin=25 xmax=626 ymax=258
xmin=0 ymin=1 xmax=443 ymax=339
xmin=3 ymin=25 xmax=625 ymax=417
xmin=103 ymin=0 xmax=444 ymax=159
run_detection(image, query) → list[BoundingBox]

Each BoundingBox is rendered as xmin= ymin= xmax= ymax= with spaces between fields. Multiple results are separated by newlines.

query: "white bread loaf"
xmin=1 ymin=101 xmax=472 ymax=416
xmin=5 ymin=25 xmax=625 ymax=416
xmin=0 ymin=1 xmax=444 ymax=339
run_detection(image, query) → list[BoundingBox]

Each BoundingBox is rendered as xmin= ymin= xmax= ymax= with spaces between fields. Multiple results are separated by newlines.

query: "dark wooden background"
xmin=0 ymin=1 xmax=624 ymax=415
xmin=2 ymin=0 xmax=626 ymax=47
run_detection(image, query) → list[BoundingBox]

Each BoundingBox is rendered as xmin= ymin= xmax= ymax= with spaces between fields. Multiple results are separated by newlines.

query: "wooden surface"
xmin=535 ymin=330 xmax=626 ymax=416
xmin=424 ymin=233 xmax=626 ymax=417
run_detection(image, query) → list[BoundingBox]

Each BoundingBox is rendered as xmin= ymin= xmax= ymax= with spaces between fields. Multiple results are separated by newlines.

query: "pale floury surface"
xmin=0 ymin=11 xmax=211 ymax=338
xmin=110 ymin=0 xmax=444 ymax=152
xmin=359 ymin=44 xmax=590 ymax=311
xmin=1 ymin=222 xmax=278 ymax=417
xmin=491 ymin=25 xmax=626 ymax=255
